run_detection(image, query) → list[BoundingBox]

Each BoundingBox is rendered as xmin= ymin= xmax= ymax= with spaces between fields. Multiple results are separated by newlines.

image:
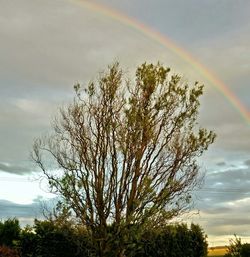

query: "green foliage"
xmin=18 ymin=226 xmax=36 ymax=257
xmin=21 ymin=219 xmax=92 ymax=257
xmin=190 ymin=223 xmax=208 ymax=257
xmin=0 ymin=217 xmax=209 ymax=257
xmin=0 ymin=218 xmax=20 ymax=247
xmin=125 ymin=223 xmax=207 ymax=257
xmin=33 ymin=219 xmax=75 ymax=257
xmin=240 ymin=243 xmax=250 ymax=257
xmin=224 ymin=236 xmax=250 ymax=257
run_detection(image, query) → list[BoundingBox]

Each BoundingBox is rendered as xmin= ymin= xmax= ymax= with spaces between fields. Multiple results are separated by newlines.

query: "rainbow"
xmin=72 ymin=0 xmax=250 ymax=125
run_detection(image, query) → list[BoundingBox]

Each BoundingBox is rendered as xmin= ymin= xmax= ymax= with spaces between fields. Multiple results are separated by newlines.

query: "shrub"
xmin=125 ymin=223 xmax=208 ymax=257
xmin=0 ymin=245 xmax=19 ymax=257
xmin=0 ymin=219 xmax=20 ymax=247
xmin=19 ymin=219 xmax=95 ymax=257
xmin=224 ymin=235 xmax=250 ymax=257
xmin=240 ymin=243 xmax=250 ymax=257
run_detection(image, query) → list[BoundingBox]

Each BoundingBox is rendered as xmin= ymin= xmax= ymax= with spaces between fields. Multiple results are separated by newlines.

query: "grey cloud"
xmin=0 ymin=0 xmax=168 ymax=92
xmin=0 ymin=163 xmax=33 ymax=175
xmin=0 ymin=199 xmax=41 ymax=219
xmin=99 ymin=0 xmax=250 ymax=45
xmin=196 ymin=85 xmax=250 ymax=156
xmin=190 ymin=165 xmax=250 ymax=238
xmin=197 ymin=168 xmax=250 ymax=205
xmin=190 ymin=201 xmax=250 ymax=237
xmin=206 ymin=168 xmax=250 ymax=187
xmin=0 ymin=197 xmax=60 ymax=227
xmin=194 ymin=41 xmax=250 ymax=107
xmin=205 ymin=220 xmax=250 ymax=237
xmin=206 ymin=224 xmax=250 ymax=237
xmin=216 ymin=162 xmax=226 ymax=167
xmin=190 ymin=163 xmax=250 ymax=224
xmin=209 ymin=218 xmax=250 ymax=227
xmin=244 ymin=160 xmax=250 ymax=167
xmin=201 ymin=200 xmax=250 ymax=220
xmin=201 ymin=207 xmax=231 ymax=215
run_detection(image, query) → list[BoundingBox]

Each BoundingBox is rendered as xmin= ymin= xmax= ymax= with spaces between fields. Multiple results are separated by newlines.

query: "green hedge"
xmin=125 ymin=223 xmax=207 ymax=257
xmin=0 ymin=218 xmax=208 ymax=257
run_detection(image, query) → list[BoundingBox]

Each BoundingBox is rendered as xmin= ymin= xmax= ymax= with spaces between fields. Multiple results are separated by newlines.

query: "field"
xmin=208 ymin=246 xmax=227 ymax=256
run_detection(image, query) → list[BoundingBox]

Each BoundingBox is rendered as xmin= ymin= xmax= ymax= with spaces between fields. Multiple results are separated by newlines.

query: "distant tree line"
xmin=0 ymin=218 xmax=208 ymax=257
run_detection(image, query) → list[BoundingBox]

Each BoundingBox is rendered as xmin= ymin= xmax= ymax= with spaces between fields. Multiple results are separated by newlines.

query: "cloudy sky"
xmin=0 ymin=0 xmax=250 ymax=246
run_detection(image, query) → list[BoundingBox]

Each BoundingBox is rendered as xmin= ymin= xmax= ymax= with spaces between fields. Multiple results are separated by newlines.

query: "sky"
xmin=0 ymin=0 xmax=250 ymax=246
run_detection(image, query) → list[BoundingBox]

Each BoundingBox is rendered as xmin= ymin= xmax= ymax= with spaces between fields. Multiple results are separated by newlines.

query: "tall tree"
xmin=32 ymin=63 xmax=215 ymax=256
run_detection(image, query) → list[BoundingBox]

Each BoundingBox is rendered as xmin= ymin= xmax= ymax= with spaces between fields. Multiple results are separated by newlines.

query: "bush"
xmin=224 ymin=235 xmax=250 ymax=257
xmin=30 ymin=220 xmax=84 ymax=257
xmin=19 ymin=219 xmax=95 ymax=257
xmin=0 ymin=245 xmax=19 ymax=257
xmin=0 ymin=219 xmax=20 ymax=247
xmin=125 ymin=223 xmax=208 ymax=257
xmin=18 ymin=226 xmax=36 ymax=257
xmin=240 ymin=243 xmax=250 ymax=257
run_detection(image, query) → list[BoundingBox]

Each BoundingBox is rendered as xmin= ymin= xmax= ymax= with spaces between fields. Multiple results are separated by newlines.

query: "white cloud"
xmin=0 ymin=172 xmax=54 ymax=204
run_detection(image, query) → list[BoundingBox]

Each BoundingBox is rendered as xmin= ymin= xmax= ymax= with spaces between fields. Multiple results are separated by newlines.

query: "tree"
xmin=189 ymin=223 xmax=208 ymax=257
xmin=0 ymin=218 xmax=20 ymax=247
xmin=32 ymin=62 xmax=215 ymax=256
